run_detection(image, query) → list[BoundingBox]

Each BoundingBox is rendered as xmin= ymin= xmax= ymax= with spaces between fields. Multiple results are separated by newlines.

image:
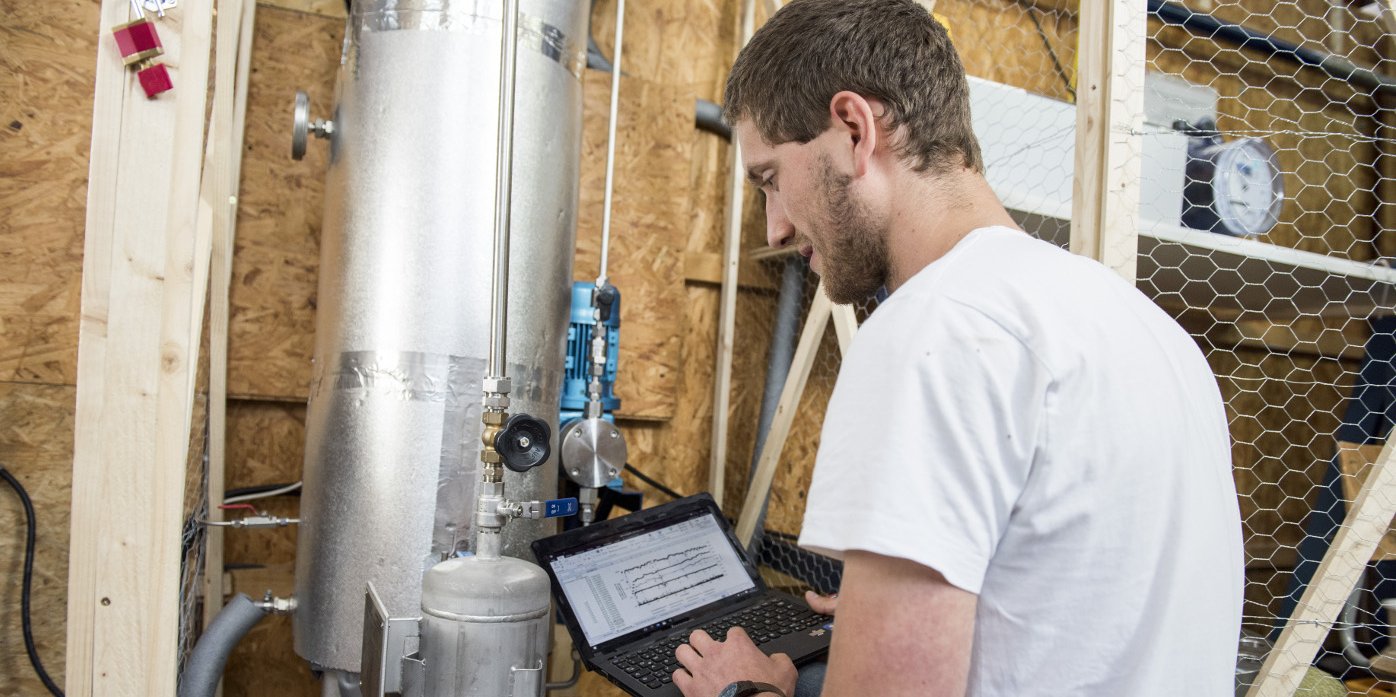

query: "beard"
xmin=809 ymin=158 xmax=890 ymax=305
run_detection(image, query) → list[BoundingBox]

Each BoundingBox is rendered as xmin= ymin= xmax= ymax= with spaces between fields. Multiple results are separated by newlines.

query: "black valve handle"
xmin=498 ymin=413 xmax=552 ymax=473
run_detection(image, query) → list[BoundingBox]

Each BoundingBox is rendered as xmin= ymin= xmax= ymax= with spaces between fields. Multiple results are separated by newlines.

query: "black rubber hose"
xmin=695 ymin=99 xmax=732 ymax=141
xmin=177 ymin=593 xmax=267 ymax=697
xmin=0 ymin=465 xmax=65 ymax=697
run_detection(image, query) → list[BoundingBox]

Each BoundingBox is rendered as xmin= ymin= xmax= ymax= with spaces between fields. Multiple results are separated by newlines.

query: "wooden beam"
xmin=65 ymin=0 xmax=216 ymax=693
xmin=735 ymin=286 xmax=832 ymax=548
xmin=684 ymin=251 xmax=779 ymax=291
xmin=1246 ymin=438 xmax=1396 ymax=696
xmin=710 ymin=0 xmax=759 ymax=508
xmin=202 ymin=0 xmax=256 ymax=667
xmin=831 ymin=303 xmax=858 ymax=356
xmin=1208 ymin=319 xmax=1367 ymax=363
xmin=1068 ymin=0 xmax=1143 ymax=281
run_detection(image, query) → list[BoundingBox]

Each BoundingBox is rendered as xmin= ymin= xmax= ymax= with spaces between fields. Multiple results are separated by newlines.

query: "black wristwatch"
xmin=718 ymin=681 xmax=787 ymax=697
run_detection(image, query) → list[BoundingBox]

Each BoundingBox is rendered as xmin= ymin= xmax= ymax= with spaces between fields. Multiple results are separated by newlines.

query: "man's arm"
xmin=672 ymin=549 xmax=976 ymax=697
xmin=821 ymin=550 xmax=977 ymax=697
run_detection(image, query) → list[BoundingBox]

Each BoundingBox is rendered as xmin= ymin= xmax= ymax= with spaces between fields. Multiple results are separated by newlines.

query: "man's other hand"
xmin=672 ymin=627 xmax=797 ymax=697
xmin=805 ymin=590 xmax=838 ymax=615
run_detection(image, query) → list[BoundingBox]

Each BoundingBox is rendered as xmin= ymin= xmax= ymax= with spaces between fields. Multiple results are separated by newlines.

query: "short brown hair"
xmin=723 ymin=0 xmax=983 ymax=175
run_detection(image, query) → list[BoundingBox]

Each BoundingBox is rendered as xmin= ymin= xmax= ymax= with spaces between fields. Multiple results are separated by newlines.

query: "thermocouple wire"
xmin=597 ymin=0 xmax=626 ymax=289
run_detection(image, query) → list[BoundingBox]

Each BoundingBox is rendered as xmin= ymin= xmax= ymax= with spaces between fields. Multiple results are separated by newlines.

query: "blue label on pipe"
xmin=545 ymin=498 xmax=579 ymax=518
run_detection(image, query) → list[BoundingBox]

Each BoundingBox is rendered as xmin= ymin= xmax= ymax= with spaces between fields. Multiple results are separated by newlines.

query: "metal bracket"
xmin=361 ymin=583 xmax=421 ymax=697
xmin=511 ymin=660 xmax=545 ymax=697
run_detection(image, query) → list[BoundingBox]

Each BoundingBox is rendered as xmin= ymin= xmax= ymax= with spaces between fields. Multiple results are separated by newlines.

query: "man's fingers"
xmin=672 ymin=667 xmax=695 ymax=696
xmin=688 ymin=629 xmax=716 ymax=652
xmin=726 ymin=625 xmax=756 ymax=647
xmin=674 ymin=642 xmax=701 ymax=667
xmin=770 ymin=652 xmax=796 ymax=670
xmin=805 ymin=590 xmax=838 ymax=615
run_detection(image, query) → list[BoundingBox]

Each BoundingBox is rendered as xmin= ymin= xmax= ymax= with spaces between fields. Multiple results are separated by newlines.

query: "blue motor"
xmin=559 ymin=282 xmax=631 ymax=526
xmin=561 ymin=281 xmax=621 ymax=422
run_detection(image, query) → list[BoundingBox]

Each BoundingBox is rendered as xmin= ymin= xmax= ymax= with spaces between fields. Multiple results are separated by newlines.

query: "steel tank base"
xmin=416 ymin=555 xmax=551 ymax=697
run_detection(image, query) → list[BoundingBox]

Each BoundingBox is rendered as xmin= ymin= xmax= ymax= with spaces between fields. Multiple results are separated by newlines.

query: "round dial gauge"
xmin=1182 ymin=135 xmax=1284 ymax=237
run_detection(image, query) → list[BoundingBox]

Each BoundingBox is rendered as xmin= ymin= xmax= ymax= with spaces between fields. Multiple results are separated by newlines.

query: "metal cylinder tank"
xmin=417 ymin=556 xmax=551 ymax=697
xmin=293 ymin=0 xmax=586 ymax=672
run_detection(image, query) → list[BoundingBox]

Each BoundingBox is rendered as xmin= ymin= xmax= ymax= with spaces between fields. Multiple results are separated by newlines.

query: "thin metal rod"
xmin=488 ymin=0 xmax=522 ymax=378
xmin=597 ymin=0 xmax=626 ymax=289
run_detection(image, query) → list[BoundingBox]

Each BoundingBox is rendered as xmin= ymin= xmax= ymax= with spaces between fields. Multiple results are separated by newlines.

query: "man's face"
xmin=734 ymin=120 xmax=890 ymax=305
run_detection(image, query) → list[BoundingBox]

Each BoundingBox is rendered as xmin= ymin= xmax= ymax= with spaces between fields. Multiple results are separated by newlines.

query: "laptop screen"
xmin=549 ymin=511 xmax=757 ymax=647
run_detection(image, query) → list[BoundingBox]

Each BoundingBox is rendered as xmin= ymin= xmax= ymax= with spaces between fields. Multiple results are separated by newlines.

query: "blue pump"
xmin=561 ymin=281 xmax=621 ymax=421
xmin=561 ymin=281 xmax=624 ymax=492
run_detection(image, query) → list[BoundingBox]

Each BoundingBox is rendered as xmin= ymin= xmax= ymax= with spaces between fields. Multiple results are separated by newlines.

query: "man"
xmin=672 ymin=1 xmax=1243 ymax=696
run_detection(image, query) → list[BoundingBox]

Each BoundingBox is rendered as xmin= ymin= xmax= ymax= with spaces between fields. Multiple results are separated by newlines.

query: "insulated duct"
xmin=293 ymin=0 xmax=586 ymax=672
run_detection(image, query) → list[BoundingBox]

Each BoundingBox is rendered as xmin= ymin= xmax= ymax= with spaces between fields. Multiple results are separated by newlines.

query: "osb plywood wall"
xmin=0 ymin=0 xmax=1389 ymax=696
xmin=1 ymin=0 xmax=97 ymax=692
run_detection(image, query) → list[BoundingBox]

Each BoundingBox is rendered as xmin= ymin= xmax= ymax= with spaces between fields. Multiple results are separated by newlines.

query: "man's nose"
xmin=765 ymin=197 xmax=794 ymax=249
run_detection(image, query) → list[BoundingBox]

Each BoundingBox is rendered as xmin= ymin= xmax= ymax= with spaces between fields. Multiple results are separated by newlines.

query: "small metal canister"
xmin=418 ymin=555 xmax=552 ymax=697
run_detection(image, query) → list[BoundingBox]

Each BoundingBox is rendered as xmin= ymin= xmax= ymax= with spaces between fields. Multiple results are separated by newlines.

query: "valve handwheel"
xmin=498 ymin=413 xmax=552 ymax=473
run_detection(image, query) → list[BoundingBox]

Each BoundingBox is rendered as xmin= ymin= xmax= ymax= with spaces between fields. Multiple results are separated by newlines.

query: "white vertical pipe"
xmin=597 ymin=0 xmax=626 ymax=289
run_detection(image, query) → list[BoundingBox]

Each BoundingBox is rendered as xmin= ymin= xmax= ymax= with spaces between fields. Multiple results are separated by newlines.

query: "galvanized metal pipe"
xmin=1149 ymin=0 xmax=1396 ymax=97
xmin=596 ymin=0 xmax=625 ymax=288
xmin=489 ymin=0 xmax=523 ymax=378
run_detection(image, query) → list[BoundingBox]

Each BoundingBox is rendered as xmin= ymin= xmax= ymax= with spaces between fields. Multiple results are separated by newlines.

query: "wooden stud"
xmin=202 ymin=0 xmax=256 ymax=668
xmin=1069 ymin=0 xmax=1144 ymax=282
xmin=65 ymin=0 xmax=216 ymax=692
xmin=735 ymin=286 xmax=832 ymax=548
xmin=1247 ymin=438 xmax=1396 ymax=696
xmin=831 ymin=304 xmax=858 ymax=357
xmin=709 ymin=0 xmax=758 ymax=508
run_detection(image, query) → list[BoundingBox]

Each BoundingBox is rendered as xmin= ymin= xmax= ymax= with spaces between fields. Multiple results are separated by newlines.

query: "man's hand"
xmin=672 ymin=628 xmax=797 ymax=697
xmin=804 ymin=590 xmax=838 ymax=615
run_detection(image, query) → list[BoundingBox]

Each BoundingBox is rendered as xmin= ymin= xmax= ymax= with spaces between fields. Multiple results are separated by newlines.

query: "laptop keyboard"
xmin=608 ymin=597 xmax=832 ymax=690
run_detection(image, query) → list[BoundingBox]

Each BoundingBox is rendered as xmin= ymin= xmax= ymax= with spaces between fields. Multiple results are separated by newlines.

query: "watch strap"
xmin=730 ymin=680 xmax=787 ymax=697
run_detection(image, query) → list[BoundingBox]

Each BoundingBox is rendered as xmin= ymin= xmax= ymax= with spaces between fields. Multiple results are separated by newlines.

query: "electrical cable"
xmin=1025 ymin=6 xmax=1076 ymax=102
xmin=223 ymin=481 xmax=302 ymax=505
xmin=622 ymin=463 xmax=684 ymax=501
xmin=0 ymin=465 xmax=66 ymax=697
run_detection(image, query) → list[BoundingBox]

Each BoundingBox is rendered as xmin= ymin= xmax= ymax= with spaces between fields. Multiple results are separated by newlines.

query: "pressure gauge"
xmin=1182 ymin=130 xmax=1284 ymax=237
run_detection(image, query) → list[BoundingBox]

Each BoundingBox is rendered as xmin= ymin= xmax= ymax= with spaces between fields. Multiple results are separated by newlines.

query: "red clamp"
xmin=111 ymin=17 xmax=172 ymax=98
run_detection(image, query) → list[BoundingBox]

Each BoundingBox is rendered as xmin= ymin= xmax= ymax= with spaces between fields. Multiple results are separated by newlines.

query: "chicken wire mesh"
xmin=720 ymin=0 xmax=1396 ymax=691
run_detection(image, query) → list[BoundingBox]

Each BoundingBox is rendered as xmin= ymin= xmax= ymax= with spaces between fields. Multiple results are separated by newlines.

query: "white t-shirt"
xmin=799 ymin=226 xmax=1242 ymax=696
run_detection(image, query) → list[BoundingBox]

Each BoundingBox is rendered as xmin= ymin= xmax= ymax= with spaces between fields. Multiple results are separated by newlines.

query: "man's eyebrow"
xmin=745 ymin=161 xmax=772 ymax=186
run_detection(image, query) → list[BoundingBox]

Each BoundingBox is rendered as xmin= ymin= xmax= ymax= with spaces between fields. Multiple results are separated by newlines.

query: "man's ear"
xmin=828 ymin=91 xmax=879 ymax=178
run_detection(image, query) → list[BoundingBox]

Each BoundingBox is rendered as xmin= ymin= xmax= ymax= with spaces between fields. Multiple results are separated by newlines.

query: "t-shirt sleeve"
xmin=798 ymin=297 xmax=1051 ymax=595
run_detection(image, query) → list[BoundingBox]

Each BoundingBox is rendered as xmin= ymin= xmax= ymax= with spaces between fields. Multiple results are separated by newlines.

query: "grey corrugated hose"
xmin=178 ymin=593 xmax=268 ymax=697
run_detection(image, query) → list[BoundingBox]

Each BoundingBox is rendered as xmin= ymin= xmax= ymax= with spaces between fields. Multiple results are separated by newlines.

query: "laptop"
xmin=531 ymin=493 xmax=833 ymax=696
